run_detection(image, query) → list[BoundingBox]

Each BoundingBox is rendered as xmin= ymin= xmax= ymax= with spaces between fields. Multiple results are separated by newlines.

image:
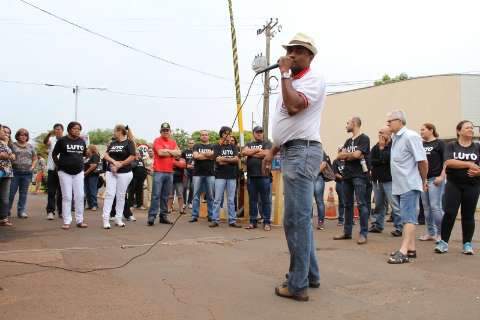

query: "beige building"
xmin=321 ymin=74 xmax=480 ymax=156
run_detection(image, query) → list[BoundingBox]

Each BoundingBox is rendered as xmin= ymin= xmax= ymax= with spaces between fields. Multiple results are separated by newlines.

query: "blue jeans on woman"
xmin=212 ymin=179 xmax=237 ymax=224
xmin=420 ymin=177 xmax=445 ymax=236
xmin=282 ymin=143 xmax=322 ymax=294
xmin=314 ymin=175 xmax=325 ymax=222
xmin=84 ymin=174 xmax=99 ymax=208
xmin=9 ymin=170 xmax=32 ymax=216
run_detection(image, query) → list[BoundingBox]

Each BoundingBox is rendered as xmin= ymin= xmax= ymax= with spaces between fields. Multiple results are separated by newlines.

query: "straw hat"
xmin=282 ymin=33 xmax=318 ymax=56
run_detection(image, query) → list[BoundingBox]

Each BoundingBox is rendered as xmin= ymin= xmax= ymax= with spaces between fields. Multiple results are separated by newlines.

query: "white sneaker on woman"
xmin=103 ymin=222 xmax=111 ymax=229
xmin=128 ymin=215 xmax=137 ymax=222
xmin=115 ymin=219 xmax=125 ymax=228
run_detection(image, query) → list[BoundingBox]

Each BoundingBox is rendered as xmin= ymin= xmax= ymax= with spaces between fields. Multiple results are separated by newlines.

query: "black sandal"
xmin=388 ymin=251 xmax=410 ymax=264
xmin=390 ymin=250 xmax=416 ymax=258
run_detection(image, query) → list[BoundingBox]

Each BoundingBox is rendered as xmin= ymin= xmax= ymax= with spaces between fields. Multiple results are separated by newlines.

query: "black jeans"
xmin=129 ymin=173 xmax=147 ymax=208
xmin=0 ymin=178 xmax=11 ymax=220
xmin=183 ymin=173 xmax=194 ymax=205
xmin=441 ymin=181 xmax=480 ymax=244
xmin=46 ymin=170 xmax=62 ymax=215
xmin=110 ymin=195 xmax=133 ymax=219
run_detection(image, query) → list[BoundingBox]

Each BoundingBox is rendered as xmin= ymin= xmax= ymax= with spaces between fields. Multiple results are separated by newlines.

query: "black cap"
xmin=253 ymin=126 xmax=263 ymax=133
xmin=160 ymin=122 xmax=171 ymax=130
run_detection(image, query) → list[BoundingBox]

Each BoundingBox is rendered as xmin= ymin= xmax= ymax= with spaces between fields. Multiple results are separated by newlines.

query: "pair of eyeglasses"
xmin=387 ymin=119 xmax=400 ymax=123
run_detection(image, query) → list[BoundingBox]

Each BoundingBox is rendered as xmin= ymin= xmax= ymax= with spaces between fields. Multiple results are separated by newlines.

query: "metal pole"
xmin=227 ymin=0 xmax=244 ymax=146
xmin=262 ymin=27 xmax=271 ymax=138
xmin=74 ymin=85 xmax=79 ymax=121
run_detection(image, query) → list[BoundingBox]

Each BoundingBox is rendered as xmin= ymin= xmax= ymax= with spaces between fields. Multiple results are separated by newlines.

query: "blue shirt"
xmin=391 ymin=127 xmax=426 ymax=195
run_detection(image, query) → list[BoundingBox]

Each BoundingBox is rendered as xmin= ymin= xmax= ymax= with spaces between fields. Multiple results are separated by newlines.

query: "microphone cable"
xmin=0 ymin=72 xmax=262 ymax=276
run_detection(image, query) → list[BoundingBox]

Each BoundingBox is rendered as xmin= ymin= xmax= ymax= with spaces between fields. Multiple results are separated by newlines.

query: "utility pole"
xmin=72 ymin=85 xmax=107 ymax=121
xmin=257 ymin=18 xmax=281 ymax=138
xmin=73 ymin=85 xmax=79 ymax=121
xmin=227 ymin=0 xmax=244 ymax=146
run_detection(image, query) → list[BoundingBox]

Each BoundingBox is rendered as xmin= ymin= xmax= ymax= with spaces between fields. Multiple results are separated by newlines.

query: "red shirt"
xmin=153 ymin=137 xmax=178 ymax=173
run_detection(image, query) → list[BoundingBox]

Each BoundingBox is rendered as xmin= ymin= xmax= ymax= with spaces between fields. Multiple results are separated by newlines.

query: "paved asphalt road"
xmin=0 ymin=194 xmax=479 ymax=320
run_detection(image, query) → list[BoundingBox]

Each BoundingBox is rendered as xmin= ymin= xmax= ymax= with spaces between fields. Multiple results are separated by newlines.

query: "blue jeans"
xmin=9 ymin=170 xmax=32 ymax=216
xmin=314 ymin=175 xmax=325 ymax=222
xmin=191 ymin=175 xmax=215 ymax=219
xmin=343 ymin=177 xmax=369 ymax=237
xmin=247 ymin=177 xmax=272 ymax=225
xmin=282 ymin=143 xmax=322 ymax=294
xmin=148 ymin=172 xmax=173 ymax=219
xmin=420 ymin=177 xmax=444 ymax=236
xmin=371 ymin=181 xmax=402 ymax=231
xmin=335 ymin=181 xmax=345 ymax=223
xmin=212 ymin=179 xmax=237 ymax=223
xmin=84 ymin=175 xmax=99 ymax=208
xmin=393 ymin=190 xmax=420 ymax=225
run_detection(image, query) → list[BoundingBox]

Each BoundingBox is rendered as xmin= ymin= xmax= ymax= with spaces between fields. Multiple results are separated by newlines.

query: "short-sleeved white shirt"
xmin=272 ymin=68 xmax=326 ymax=147
xmin=391 ymin=127 xmax=427 ymax=195
xmin=47 ymin=136 xmax=59 ymax=171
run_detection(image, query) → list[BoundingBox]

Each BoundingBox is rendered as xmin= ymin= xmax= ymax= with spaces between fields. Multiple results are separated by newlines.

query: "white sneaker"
xmin=103 ymin=222 xmax=111 ymax=229
xmin=188 ymin=204 xmax=192 ymax=209
xmin=91 ymin=207 xmax=97 ymax=211
xmin=19 ymin=212 xmax=28 ymax=219
xmin=115 ymin=219 xmax=126 ymax=227
xmin=47 ymin=212 xmax=55 ymax=220
xmin=128 ymin=215 xmax=137 ymax=222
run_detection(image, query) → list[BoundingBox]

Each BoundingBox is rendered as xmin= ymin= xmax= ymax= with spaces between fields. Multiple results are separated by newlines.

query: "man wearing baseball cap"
xmin=263 ymin=32 xmax=326 ymax=301
xmin=147 ymin=122 xmax=181 ymax=226
xmin=242 ymin=126 xmax=273 ymax=231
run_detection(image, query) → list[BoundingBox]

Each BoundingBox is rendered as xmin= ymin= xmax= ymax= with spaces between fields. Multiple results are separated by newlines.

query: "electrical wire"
xmin=231 ymin=73 xmax=259 ymax=128
xmin=16 ymin=0 xmax=236 ymax=83
xmin=0 ymin=213 xmax=183 ymax=274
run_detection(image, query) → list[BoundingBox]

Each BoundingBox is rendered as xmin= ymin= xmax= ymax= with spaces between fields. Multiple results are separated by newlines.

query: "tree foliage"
xmin=88 ymin=128 xmax=113 ymax=145
xmin=374 ymin=73 xmax=409 ymax=86
xmin=172 ymin=128 xmax=190 ymax=150
xmin=34 ymin=132 xmax=49 ymax=158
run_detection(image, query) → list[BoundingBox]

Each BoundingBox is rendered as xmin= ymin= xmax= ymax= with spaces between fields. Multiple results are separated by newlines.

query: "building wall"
xmin=461 ymin=75 xmax=480 ymax=125
xmin=320 ymin=75 xmax=463 ymax=158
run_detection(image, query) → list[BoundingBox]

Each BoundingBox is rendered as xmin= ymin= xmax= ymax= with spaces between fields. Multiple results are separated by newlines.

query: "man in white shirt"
xmin=43 ymin=123 xmax=64 ymax=220
xmin=387 ymin=110 xmax=428 ymax=264
xmin=263 ymin=33 xmax=326 ymax=301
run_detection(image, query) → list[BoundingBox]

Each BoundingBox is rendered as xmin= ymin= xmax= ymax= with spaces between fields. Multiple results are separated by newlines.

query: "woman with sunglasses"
xmin=8 ymin=128 xmax=37 ymax=219
xmin=52 ymin=121 xmax=88 ymax=229
xmin=102 ymin=125 xmax=136 ymax=229
xmin=0 ymin=125 xmax=15 ymax=226
xmin=435 ymin=120 xmax=480 ymax=255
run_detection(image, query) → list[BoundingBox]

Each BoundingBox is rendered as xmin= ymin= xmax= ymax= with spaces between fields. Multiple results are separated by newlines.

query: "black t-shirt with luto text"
xmin=445 ymin=141 xmax=480 ymax=185
xmin=52 ymin=136 xmax=87 ymax=175
xmin=107 ymin=139 xmax=136 ymax=173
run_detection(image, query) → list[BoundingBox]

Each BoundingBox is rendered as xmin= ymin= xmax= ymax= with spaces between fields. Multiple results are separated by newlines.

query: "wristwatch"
xmin=281 ymin=71 xmax=291 ymax=79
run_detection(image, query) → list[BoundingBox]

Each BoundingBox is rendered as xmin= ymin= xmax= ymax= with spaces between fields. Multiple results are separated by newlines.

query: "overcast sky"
xmin=1 ymin=0 xmax=479 ymax=141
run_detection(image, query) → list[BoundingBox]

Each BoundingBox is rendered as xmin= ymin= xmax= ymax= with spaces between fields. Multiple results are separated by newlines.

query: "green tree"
xmin=374 ymin=73 xmax=409 ymax=86
xmin=34 ymin=132 xmax=49 ymax=158
xmin=172 ymin=129 xmax=190 ymax=150
xmin=88 ymin=128 xmax=113 ymax=145
xmin=191 ymin=130 xmax=220 ymax=144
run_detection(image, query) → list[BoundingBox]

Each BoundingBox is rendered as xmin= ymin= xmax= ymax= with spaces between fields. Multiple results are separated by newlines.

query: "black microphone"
xmin=256 ymin=63 xmax=279 ymax=74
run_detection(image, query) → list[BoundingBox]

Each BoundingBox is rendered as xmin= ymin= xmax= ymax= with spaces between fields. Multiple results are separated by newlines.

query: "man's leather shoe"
xmin=275 ymin=286 xmax=309 ymax=302
xmin=333 ymin=234 xmax=352 ymax=240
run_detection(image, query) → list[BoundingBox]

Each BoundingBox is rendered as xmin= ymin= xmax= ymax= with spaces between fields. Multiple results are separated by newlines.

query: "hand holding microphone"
xmin=255 ymin=56 xmax=293 ymax=74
